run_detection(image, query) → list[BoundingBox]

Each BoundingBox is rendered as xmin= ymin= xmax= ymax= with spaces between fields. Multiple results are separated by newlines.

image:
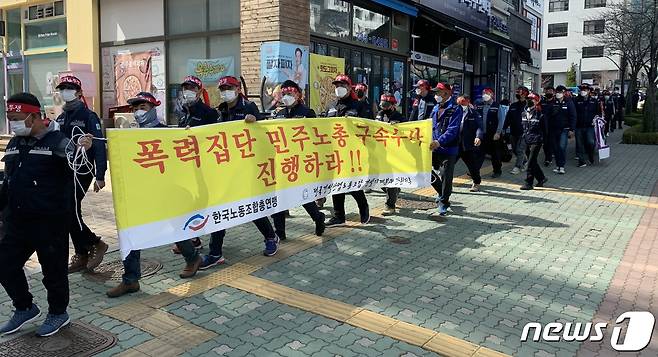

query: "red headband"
xmin=7 ymin=103 xmax=41 ymax=113
xmin=281 ymin=86 xmax=300 ymax=95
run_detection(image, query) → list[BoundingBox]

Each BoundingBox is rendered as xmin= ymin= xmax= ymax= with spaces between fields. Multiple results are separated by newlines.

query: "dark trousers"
xmin=543 ymin=131 xmax=553 ymax=163
xmin=272 ymin=202 xmax=323 ymax=239
xmin=384 ymin=188 xmax=401 ymax=208
xmin=331 ymin=191 xmax=368 ymax=220
xmin=483 ymin=136 xmax=503 ymax=174
xmin=611 ymin=112 xmax=623 ymax=130
xmin=511 ymin=135 xmax=526 ymax=168
xmin=208 ymin=217 xmax=275 ymax=257
xmin=550 ymin=129 xmax=569 ymax=168
xmin=431 ymin=152 xmax=457 ymax=207
xmin=525 ymin=144 xmax=545 ymax=185
xmin=71 ymin=172 xmax=100 ymax=255
xmin=458 ymin=149 xmax=482 ymax=185
xmin=0 ymin=217 xmax=69 ymax=314
xmin=122 ymin=240 xmax=198 ymax=284
xmin=575 ymin=127 xmax=595 ymax=164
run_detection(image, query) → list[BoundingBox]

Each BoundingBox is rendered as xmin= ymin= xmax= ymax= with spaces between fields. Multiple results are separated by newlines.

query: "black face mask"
xmin=516 ymin=94 xmax=522 ymax=100
xmin=356 ymin=90 xmax=365 ymax=99
xmin=545 ymin=93 xmax=554 ymax=99
xmin=526 ymin=100 xmax=535 ymax=108
xmin=381 ymin=103 xmax=392 ymax=110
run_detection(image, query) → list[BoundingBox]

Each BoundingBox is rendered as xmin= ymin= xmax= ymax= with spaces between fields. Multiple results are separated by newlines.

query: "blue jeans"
xmin=550 ymin=128 xmax=569 ymax=168
xmin=122 ymin=240 xmax=198 ymax=284
xmin=575 ymin=127 xmax=595 ymax=164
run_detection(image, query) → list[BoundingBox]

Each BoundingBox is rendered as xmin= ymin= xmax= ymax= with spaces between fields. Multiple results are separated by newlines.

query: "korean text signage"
xmin=107 ymin=118 xmax=432 ymax=258
xmin=420 ymin=0 xmax=491 ymax=31
xmin=309 ymin=54 xmax=345 ymax=114
xmin=114 ymin=52 xmax=152 ymax=106
xmin=490 ymin=15 xmax=510 ymax=38
xmin=260 ymin=41 xmax=310 ymax=111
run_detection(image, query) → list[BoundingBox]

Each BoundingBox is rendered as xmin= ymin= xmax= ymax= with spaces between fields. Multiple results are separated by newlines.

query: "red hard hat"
xmin=181 ymin=75 xmax=203 ymax=89
xmin=414 ymin=79 xmax=431 ymax=90
xmin=355 ymin=83 xmax=368 ymax=91
xmin=217 ymin=76 xmax=241 ymax=88
xmin=332 ymin=74 xmax=352 ymax=86
xmin=483 ymin=87 xmax=495 ymax=95
xmin=380 ymin=94 xmax=397 ymax=105
xmin=528 ymin=92 xmax=541 ymax=101
xmin=432 ymin=82 xmax=451 ymax=92
xmin=127 ymin=92 xmax=161 ymax=107
xmin=56 ymin=75 xmax=82 ymax=90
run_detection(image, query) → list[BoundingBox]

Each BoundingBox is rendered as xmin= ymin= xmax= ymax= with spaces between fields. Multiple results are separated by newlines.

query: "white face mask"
xmin=335 ymin=86 xmax=348 ymax=98
xmin=482 ymin=94 xmax=492 ymax=102
xmin=461 ymin=105 xmax=469 ymax=111
xmin=10 ymin=118 xmax=33 ymax=136
xmin=415 ymin=88 xmax=422 ymax=96
xmin=282 ymin=94 xmax=296 ymax=107
xmin=221 ymin=90 xmax=237 ymax=103
xmin=555 ymin=93 xmax=564 ymax=100
xmin=60 ymin=89 xmax=77 ymax=102
xmin=581 ymin=91 xmax=589 ymax=97
xmin=435 ymin=96 xmax=443 ymax=103
xmin=182 ymin=90 xmax=198 ymax=103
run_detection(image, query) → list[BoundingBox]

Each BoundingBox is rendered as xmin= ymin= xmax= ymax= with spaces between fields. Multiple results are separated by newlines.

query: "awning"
xmin=455 ymin=26 xmax=512 ymax=51
xmin=371 ymin=0 xmax=418 ymax=17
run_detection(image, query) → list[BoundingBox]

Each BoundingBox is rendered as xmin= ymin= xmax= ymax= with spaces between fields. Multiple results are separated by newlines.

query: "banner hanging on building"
xmin=107 ymin=118 xmax=432 ymax=259
xmin=260 ymin=41 xmax=309 ymax=112
xmin=309 ymin=54 xmax=345 ymax=115
xmin=114 ymin=52 xmax=152 ymax=106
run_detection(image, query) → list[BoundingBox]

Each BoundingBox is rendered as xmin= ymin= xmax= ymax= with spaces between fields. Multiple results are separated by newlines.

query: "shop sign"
xmin=354 ymin=32 xmax=389 ymax=49
xmin=260 ymin=41 xmax=310 ymax=111
xmin=411 ymin=51 xmax=440 ymax=66
xmin=419 ymin=0 xmax=491 ymax=31
xmin=490 ymin=15 xmax=510 ymax=38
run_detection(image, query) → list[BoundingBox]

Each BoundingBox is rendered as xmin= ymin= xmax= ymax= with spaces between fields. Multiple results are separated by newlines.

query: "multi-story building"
xmin=541 ymin=0 xmax=619 ymax=89
xmin=520 ymin=0 xmax=544 ymax=92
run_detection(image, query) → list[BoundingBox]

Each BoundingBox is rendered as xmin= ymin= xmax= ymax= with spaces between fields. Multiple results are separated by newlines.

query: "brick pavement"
xmin=1 ymin=129 xmax=658 ymax=356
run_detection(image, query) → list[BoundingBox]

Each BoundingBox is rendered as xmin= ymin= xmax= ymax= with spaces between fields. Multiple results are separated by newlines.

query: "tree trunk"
xmin=626 ymin=72 xmax=638 ymax=115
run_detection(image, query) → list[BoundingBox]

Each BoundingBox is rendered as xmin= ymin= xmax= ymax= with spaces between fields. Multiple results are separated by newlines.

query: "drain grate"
xmin=387 ymin=236 xmax=411 ymax=244
xmin=85 ymin=258 xmax=162 ymax=282
xmin=396 ymin=198 xmax=436 ymax=210
xmin=0 ymin=321 xmax=117 ymax=357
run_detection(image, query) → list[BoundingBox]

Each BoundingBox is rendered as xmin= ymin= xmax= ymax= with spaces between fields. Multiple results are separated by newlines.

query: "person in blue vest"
xmin=55 ymin=75 xmax=109 ymax=274
xmin=0 ymin=93 xmax=92 ymax=337
xmin=323 ymin=74 xmax=371 ymax=226
xmin=429 ymin=82 xmax=461 ymax=216
xmin=504 ymin=86 xmax=529 ymax=175
xmin=574 ymin=83 xmax=601 ymax=167
xmin=376 ymin=93 xmax=406 ymax=216
xmin=408 ymin=79 xmax=437 ymax=121
xmin=549 ymin=85 xmax=577 ymax=175
xmin=198 ymin=76 xmax=281 ymax=271
xmin=456 ymin=95 xmax=484 ymax=192
xmin=270 ymin=80 xmax=326 ymax=239
xmin=475 ymin=88 xmax=504 ymax=178
xmin=520 ymin=93 xmax=548 ymax=190
xmin=107 ymin=92 xmax=203 ymax=298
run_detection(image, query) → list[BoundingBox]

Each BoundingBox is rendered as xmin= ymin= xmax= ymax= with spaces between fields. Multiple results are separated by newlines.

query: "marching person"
xmin=429 ymin=83 xmax=461 ymax=216
xmin=408 ymin=79 xmax=436 ymax=121
xmin=574 ymin=83 xmax=600 ymax=167
xmin=476 ymin=88 xmax=504 ymax=178
xmin=324 ymin=74 xmax=371 ymax=226
xmin=602 ymin=90 xmax=615 ymax=136
xmin=541 ymin=86 xmax=557 ymax=167
xmin=354 ymin=83 xmax=375 ymax=119
xmin=107 ymin=92 xmax=203 ymax=297
xmin=550 ymin=85 xmax=577 ymax=175
xmin=504 ymin=86 xmax=529 ymax=175
xmin=198 ymin=75 xmax=281 ymax=270
xmin=456 ymin=95 xmax=484 ymax=192
xmin=610 ymin=87 xmax=625 ymax=131
xmin=375 ymin=93 xmax=407 ymax=215
xmin=520 ymin=93 xmax=548 ymax=190
xmin=55 ymin=75 xmax=109 ymax=274
xmin=0 ymin=93 xmax=92 ymax=337
xmin=270 ymin=80 xmax=326 ymax=239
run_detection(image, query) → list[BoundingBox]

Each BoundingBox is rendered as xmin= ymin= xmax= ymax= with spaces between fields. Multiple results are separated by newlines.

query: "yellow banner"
xmin=107 ymin=118 xmax=432 ymax=258
xmin=309 ymin=54 xmax=344 ymax=114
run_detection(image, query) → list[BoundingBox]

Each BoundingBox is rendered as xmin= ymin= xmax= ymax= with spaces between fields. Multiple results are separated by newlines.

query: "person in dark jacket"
xmin=324 ymin=74 xmax=371 ymax=226
xmin=602 ymin=90 xmax=615 ymax=136
xmin=540 ymin=86 xmax=557 ymax=167
xmin=520 ymin=93 xmax=548 ymax=190
xmin=376 ymin=93 xmax=406 ymax=216
xmin=610 ymin=87 xmax=625 ymax=131
xmin=107 ymin=92 xmax=202 ymax=298
xmin=408 ymin=79 xmax=436 ymax=121
xmin=55 ymin=75 xmax=109 ymax=274
xmin=550 ymin=85 xmax=577 ymax=175
xmin=429 ymin=83 xmax=461 ymax=216
xmin=354 ymin=83 xmax=375 ymax=119
xmin=475 ymin=88 xmax=504 ymax=178
xmin=574 ymin=83 xmax=600 ymax=167
xmin=456 ymin=95 xmax=484 ymax=192
xmin=199 ymin=76 xmax=281 ymax=269
xmin=504 ymin=86 xmax=529 ymax=175
xmin=0 ymin=93 xmax=92 ymax=337
xmin=270 ymin=80 xmax=326 ymax=239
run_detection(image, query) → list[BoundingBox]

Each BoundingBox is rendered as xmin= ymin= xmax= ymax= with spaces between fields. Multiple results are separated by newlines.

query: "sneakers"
xmin=326 ymin=216 xmax=346 ymax=227
xmin=0 ymin=304 xmax=41 ymax=335
xmin=106 ymin=282 xmax=140 ymax=298
xmin=199 ymin=255 xmax=226 ymax=271
xmin=68 ymin=254 xmax=88 ymax=274
xmin=510 ymin=167 xmax=521 ymax=175
xmin=360 ymin=207 xmax=371 ymax=224
xmin=179 ymin=255 xmax=203 ymax=279
xmin=438 ymin=204 xmax=449 ymax=216
xmin=263 ymin=236 xmax=280 ymax=257
xmin=314 ymin=212 xmax=326 ymax=236
xmin=86 ymin=240 xmax=109 ymax=271
xmin=577 ymin=162 xmax=588 ymax=168
xmin=36 ymin=313 xmax=70 ymax=337
xmin=520 ymin=184 xmax=533 ymax=190
xmin=382 ymin=206 xmax=397 ymax=216
xmin=172 ymin=238 xmax=203 ymax=254
xmin=490 ymin=172 xmax=502 ymax=178
xmin=536 ymin=178 xmax=548 ymax=187
xmin=470 ymin=184 xmax=480 ymax=192
xmin=552 ymin=167 xmax=560 ymax=174
xmin=558 ymin=167 xmax=566 ymax=174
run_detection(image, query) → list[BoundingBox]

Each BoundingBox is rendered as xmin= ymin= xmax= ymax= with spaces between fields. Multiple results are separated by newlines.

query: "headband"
xmin=7 ymin=103 xmax=41 ymax=113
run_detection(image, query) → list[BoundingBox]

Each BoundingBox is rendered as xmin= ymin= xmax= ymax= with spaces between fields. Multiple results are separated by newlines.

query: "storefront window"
xmin=6 ymin=9 xmax=22 ymax=54
xmin=26 ymin=52 xmax=67 ymax=106
xmin=352 ymin=5 xmax=390 ymax=49
xmin=309 ymin=0 xmax=350 ymax=39
xmin=441 ymin=35 xmax=464 ymax=70
xmin=24 ymin=19 xmax=67 ymax=50
xmin=209 ymin=0 xmax=240 ymax=30
xmin=167 ymin=0 xmax=207 ymax=35
xmin=440 ymin=69 xmax=463 ymax=96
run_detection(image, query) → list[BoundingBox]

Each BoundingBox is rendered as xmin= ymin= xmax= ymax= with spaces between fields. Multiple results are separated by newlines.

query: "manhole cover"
xmin=85 ymin=258 xmax=162 ymax=282
xmin=396 ymin=198 xmax=436 ymax=210
xmin=388 ymin=236 xmax=411 ymax=244
xmin=0 ymin=321 xmax=117 ymax=357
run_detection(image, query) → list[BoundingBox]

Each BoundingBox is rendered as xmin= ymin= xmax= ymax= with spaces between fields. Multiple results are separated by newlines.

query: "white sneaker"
xmin=470 ymin=184 xmax=481 ymax=192
xmin=559 ymin=167 xmax=566 ymax=174
xmin=510 ymin=167 xmax=521 ymax=175
xmin=552 ymin=167 xmax=560 ymax=174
